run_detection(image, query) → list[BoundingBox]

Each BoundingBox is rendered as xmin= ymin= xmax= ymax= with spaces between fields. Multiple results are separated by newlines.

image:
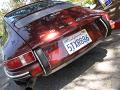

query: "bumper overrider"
xmin=4 ymin=40 xmax=102 ymax=80
xmin=4 ymin=67 xmax=31 ymax=80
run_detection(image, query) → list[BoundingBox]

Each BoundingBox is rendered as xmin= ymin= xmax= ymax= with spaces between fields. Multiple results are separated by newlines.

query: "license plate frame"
xmin=62 ymin=29 xmax=92 ymax=55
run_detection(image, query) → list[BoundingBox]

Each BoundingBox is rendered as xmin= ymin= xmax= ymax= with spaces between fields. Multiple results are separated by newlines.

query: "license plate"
xmin=62 ymin=29 xmax=92 ymax=55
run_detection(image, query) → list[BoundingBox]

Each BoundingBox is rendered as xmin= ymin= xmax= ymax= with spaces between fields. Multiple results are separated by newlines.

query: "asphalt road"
xmin=0 ymin=30 xmax=120 ymax=90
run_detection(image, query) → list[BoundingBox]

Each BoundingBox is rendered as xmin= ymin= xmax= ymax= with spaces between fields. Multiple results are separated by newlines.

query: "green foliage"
xmin=0 ymin=31 xmax=3 ymax=36
xmin=66 ymin=0 xmax=95 ymax=6
xmin=0 ymin=0 xmax=38 ymax=47
xmin=0 ymin=0 xmax=25 ymax=38
xmin=13 ymin=0 xmax=21 ymax=2
xmin=84 ymin=0 xmax=94 ymax=4
xmin=0 ymin=11 xmax=6 ymax=37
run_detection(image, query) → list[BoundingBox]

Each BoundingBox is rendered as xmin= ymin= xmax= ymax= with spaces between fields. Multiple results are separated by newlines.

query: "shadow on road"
xmin=34 ymin=47 xmax=107 ymax=90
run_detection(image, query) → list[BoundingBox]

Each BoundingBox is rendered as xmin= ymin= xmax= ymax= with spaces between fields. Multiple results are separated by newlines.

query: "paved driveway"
xmin=0 ymin=30 xmax=120 ymax=90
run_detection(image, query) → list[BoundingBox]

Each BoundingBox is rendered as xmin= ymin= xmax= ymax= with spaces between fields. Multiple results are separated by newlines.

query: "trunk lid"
xmin=14 ymin=6 xmax=101 ymax=49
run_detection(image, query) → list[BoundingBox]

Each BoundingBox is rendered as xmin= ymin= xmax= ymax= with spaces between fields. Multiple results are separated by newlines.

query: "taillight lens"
xmin=23 ymin=51 xmax=36 ymax=64
xmin=4 ymin=58 xmax=22 ymax=70
xmin=4 ymin=51 xmax=36 ymax=70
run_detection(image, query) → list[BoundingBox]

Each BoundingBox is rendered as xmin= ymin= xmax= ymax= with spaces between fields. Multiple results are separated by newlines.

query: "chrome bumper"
xmin=4 ymin=68 xmax=31 ymax=80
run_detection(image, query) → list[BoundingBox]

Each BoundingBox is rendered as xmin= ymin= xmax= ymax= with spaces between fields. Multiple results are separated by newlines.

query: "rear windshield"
xmin=5 ymin=1 xmax=63 ymax=23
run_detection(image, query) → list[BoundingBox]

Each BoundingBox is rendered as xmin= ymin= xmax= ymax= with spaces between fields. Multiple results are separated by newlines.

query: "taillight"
xmin=23 ymin=51 xmax=35 ymax=64
xmin=4 ymin=51 xmax=36 ymax=70
xmin=4 ymin=58 xmax=22 ymax=70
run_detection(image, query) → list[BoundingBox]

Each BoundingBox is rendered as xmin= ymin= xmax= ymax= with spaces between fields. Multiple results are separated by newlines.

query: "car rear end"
xmin=2 ymin=1 xmax=112 ymax=84
xmin=32 ymin=16 xmax=111 ymax=75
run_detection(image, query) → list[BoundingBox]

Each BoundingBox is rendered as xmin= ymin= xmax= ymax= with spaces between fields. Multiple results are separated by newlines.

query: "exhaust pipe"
xmin=25 ymin=77 xmax=37 ymax=90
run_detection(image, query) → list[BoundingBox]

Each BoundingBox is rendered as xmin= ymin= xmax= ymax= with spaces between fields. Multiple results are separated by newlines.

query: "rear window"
xmin=5 ymin=1 xmax=63 ymax=23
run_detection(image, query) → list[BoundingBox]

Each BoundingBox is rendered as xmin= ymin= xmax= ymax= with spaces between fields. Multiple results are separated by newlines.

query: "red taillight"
xmin=4 ymin=51 xmax=36 ymax=70
xmin=4 ymin=58 xmax=22 ymax=70
xmin=23 ymin=51 xmax=36 ymax=64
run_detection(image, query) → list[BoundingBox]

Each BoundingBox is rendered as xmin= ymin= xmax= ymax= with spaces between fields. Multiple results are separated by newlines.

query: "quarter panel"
xmin=3 ymin=24 xmax=31 ymax=60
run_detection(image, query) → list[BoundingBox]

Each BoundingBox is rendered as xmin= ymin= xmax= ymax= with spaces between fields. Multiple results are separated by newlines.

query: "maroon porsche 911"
xmin=2 ymin=1 xmax=112 ymax=85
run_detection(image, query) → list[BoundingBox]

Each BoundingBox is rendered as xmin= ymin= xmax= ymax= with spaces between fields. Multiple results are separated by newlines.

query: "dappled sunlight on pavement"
xmin=95 ymin=61 xmax=118 ymax=73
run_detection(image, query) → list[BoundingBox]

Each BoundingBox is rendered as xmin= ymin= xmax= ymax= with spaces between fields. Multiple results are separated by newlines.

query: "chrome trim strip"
xmin=15 ymin=3 xmax=74 ymax=28
xmin=99 ymin=18 xmax=109 ymax=37
xmin=4 ymin=68 xmax=30 ymax=80
xmin=48 ymin=40 xmax=102 ymax=75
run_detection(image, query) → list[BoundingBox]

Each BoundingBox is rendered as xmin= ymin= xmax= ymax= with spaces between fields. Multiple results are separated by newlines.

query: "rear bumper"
xmin=4 ymin=67 xmax=31 ymax=80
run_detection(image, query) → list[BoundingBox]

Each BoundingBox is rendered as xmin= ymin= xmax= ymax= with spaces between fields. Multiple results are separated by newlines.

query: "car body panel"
xmin=3 ymin=23 xmax=31 ymax=60
xmin=5 ymin=6 xmax=105 ymax=49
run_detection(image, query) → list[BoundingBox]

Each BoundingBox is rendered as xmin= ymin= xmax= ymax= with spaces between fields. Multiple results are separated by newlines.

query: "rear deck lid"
xmin=8 ymin=4 xmax=101 ymax=49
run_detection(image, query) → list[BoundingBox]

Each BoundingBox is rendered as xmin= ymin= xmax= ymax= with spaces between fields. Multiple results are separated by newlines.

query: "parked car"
xmin=2 ymin=1 xmax=112 ymax=85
